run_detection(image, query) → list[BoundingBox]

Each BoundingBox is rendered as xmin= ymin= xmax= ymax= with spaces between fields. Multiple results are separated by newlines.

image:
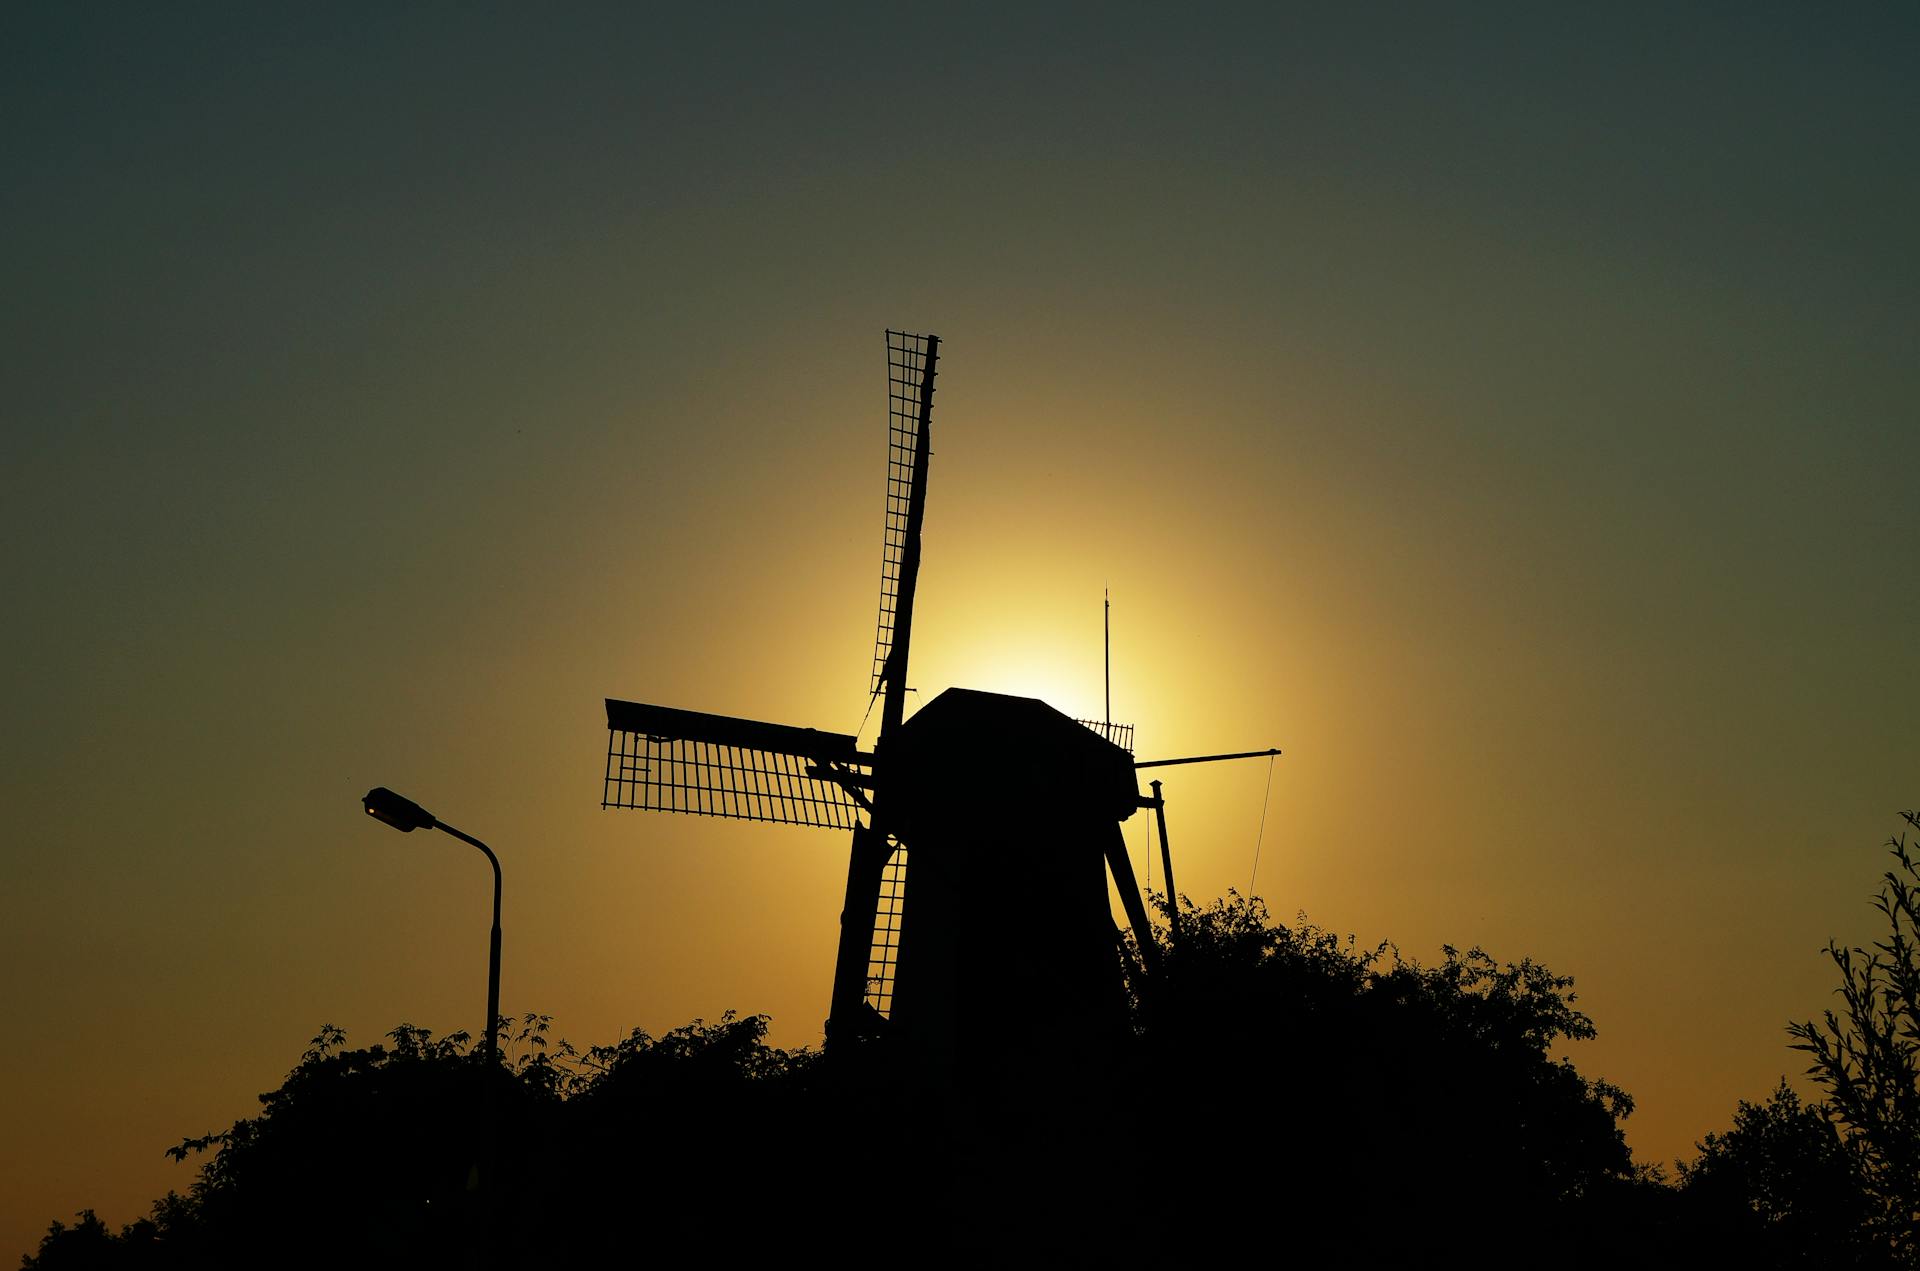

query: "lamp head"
xmin=362 ymin=787 xmax=435 ymax=833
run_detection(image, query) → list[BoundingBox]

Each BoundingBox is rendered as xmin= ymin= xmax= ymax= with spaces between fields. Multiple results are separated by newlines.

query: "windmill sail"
xmin=870 ymin=330 xmax=938 ymax=698
xmin=604 ymin=699 xmax=866 ymax=829
xmin=599 ymin=332 xmax=946 ymax=1049
xmin=827 ymin=331 xmax=939 ymax=1039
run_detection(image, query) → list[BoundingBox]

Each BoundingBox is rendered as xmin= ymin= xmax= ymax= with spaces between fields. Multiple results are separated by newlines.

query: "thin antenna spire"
xmin=1104 ymin=588 xmax=1111 ymax=726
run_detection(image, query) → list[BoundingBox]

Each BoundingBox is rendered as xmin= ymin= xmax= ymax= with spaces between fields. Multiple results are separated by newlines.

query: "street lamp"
xmin=360 ymin=787 xmax=503 ymax=1068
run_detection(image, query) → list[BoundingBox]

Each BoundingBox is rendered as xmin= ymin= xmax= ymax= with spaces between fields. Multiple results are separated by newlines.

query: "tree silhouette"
xmin=1120 ymin=891 xmax=1645 ymax=1260
xmin=1788 ymin=809 xmax=1920 ymax=1264
xmin=25 ymin=897 xmax=1681 ymax=1266
xmin=43 ymin=832 xmax=1920 ymax=1266
xmin=19 ymin=1213 xmax=115 ymax=1269
xmin=1680 ymin=1079 xmax=1886 ymax=1267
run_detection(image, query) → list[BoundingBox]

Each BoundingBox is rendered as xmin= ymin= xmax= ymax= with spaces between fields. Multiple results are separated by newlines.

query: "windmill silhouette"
xmin=602 ymin=331 xmax=1269 ymax=1076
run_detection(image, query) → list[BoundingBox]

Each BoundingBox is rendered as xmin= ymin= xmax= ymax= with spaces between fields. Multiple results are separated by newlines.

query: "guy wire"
xmin=1249 ymin=751 xmax=1276 ymax=893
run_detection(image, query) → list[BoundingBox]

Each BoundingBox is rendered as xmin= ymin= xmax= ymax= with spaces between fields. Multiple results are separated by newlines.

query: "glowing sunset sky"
xmin=4 ymin=4 xmax=1916 ymax=1255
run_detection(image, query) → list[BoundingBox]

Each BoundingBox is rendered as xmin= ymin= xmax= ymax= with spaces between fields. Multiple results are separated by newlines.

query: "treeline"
xmin=26 ymin=813 xmax=1920 ymax=1267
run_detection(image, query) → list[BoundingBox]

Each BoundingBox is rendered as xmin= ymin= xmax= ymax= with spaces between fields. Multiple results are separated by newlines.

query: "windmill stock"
xmin=601 ymin=331 xmax=1278 ymax=1077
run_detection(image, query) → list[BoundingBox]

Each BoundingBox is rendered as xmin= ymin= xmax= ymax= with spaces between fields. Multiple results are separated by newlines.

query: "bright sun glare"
xmin=940 ymin=646 xmax=1102 ymax=721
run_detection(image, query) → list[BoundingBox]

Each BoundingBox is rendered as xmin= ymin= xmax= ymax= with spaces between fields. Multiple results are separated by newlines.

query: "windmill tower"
xmin=602 ymin=331 xmax=1164 ymax=1077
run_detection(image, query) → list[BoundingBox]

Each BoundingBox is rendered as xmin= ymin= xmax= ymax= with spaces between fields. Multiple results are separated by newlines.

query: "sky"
xmin=4 ymin=2 xmax=1917 ymax=1254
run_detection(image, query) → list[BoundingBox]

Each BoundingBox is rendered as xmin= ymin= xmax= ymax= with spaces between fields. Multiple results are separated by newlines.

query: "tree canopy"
xmin=1782 ymin=810 xmax=1920 ymax=1265
xmin=1125 ymin=892 xmax=1644 ymax=1259
xmin=37 ymin=872 xmax=1920 ymax=1267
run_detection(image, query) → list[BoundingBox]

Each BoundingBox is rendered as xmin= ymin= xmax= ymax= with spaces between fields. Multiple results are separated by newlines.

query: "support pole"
xmin=436 ymin=822 xmax=503 ymax=1069
xmin=1103 ymin=826 xmax=1160 ymax=978
xmin=1151 ymin=779 xmax=1180 ymax=945
xmin=826 ymin=821 xmax=896 ymax=1043
xmin=1135 ymin=747 xmax=1281 ymax=770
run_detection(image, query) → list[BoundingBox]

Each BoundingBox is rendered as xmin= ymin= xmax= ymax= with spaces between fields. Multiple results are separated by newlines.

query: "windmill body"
xmin=883 ymin=688 xmax=1141 ymax=1080
xmin=602 ymin=332 xmax=1156 ymax=1079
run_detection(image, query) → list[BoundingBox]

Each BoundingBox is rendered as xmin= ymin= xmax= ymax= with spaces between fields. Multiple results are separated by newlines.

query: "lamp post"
xmin=361 ymin=787 xmax=502 ymax=1067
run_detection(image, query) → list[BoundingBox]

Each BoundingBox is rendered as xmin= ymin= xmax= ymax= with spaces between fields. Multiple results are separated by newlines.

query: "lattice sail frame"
xmin=603 ymin=699 xmax=865 ymax=830
xmin=871 ymin=330 xmax=933 ymax=693
xmin=864 ymin=841 xmax=908 ymax=1015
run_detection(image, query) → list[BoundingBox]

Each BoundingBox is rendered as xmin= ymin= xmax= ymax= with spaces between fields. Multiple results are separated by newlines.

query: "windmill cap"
xmin=885 ymin=687 xmax=1140 ymax=827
